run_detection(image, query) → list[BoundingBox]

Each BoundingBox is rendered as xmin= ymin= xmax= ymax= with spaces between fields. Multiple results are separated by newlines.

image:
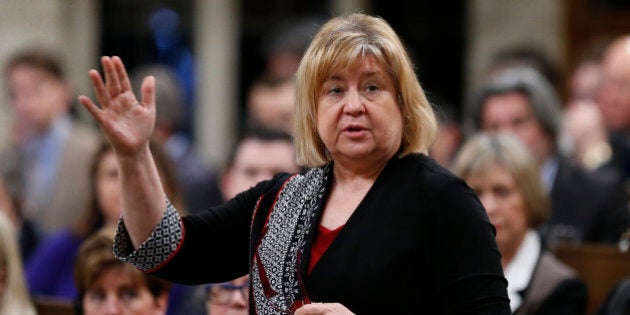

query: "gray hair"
xmin=465 ymin=67 xmax=562 ymax=143
xmin=131 ymin=64 xmax=185 ymax=129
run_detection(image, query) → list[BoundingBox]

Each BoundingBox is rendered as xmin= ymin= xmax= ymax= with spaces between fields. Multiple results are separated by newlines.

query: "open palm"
xmin=79 ymin=56 xmax=156 ymax=156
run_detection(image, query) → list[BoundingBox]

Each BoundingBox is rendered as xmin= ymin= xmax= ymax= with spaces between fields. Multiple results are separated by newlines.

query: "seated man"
xmin=466 ymin=66 xmax=630 ymax=244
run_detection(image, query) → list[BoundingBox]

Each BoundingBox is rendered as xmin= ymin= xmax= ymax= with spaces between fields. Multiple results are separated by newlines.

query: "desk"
xmin=552 ymin=243 xmax=630 ymax=315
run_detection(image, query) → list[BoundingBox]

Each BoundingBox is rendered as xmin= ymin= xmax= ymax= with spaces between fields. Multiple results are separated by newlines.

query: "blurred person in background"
xmin=205 ymin=276 xmax=249 ymax=315
xmin=0 ymin=48 xmax=99 ymax=236
xmin=131 ymin=64 xmax=223 ymax=213
xmin=429 ymin=100 xmax=462 ymax=170
xmin=454 ymin=133 xmax=587 ymax=315
xmin=597 ymin=35 xmax=630 ymax=190
xmin=260 ymin=16 xmax=322 ymax=80
xmin=25 ymin=139 xmax=187 ymax=314
xmin=202 ymin=126 xmax=298 ymax=315
xmin=221 ymin=126 xmax=298 ymax=200
xmin=0 ymin=173 xmax=40 ymax=261
xmin=466 ymin=66 xmax=630 ymax=245
xmin=245 ymin=75 xmax=297 ymax=134
xmin=487 ymin=45 xmax=564 ymax=102
xmin=75 ymin=229 xmax=171 ymax=315
xmin=0 ymin=211 xmax=37 ymax=315
xmin=561 ymin=48 xmax=615 ymax=175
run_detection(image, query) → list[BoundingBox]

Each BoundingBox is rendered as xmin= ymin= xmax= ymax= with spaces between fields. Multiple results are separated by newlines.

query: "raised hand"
xmin=79 ymin=56 xmax=156 ymax=157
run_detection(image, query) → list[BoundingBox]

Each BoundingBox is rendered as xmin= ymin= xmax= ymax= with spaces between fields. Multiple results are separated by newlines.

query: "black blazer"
xmin=545 ymin=156 xmax=630 ymax=244
xmin=153 ymin=154 xmax=510 ymax=314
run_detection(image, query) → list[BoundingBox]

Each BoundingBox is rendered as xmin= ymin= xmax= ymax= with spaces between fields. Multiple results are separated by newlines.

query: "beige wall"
xmin=466 ymin=0 xmax=566 ymax=100
xmin=0 ymin=0 xmax=99 ymax=150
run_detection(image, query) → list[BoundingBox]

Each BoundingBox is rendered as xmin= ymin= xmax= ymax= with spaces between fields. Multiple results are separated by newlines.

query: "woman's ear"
xmin=153 ymin=291 xmax=169 ymax=315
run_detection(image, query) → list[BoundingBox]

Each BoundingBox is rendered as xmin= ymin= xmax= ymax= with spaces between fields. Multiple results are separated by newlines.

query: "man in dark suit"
xmin=597 ymin=35 xmax=630 ymax=193
xmin=466 ymin=66 xmax=630 ymax=245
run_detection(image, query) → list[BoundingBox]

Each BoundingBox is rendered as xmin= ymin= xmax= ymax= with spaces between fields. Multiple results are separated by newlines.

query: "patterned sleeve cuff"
xmin=113 ymin=198 xmax=184 ymax=272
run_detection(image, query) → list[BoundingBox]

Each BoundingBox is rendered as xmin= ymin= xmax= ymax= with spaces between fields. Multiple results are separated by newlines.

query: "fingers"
xmin=101 ymin=56 xmax=122 ymax=97
xmin=112 ymin=56 xmax=132 ymax=92
xmin=78 ymin=95 xmax=105 ymax=126
xmin=88 ymin=69 xmax=110 ymax=108
xmin=141 ymin=75 xmax=156 ymax=109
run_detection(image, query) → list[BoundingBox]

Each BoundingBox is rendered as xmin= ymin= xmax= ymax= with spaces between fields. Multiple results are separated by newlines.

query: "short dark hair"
xmin=466 ymin=67 xmax=562 ymax=142
xmin=225 ymin=126 xmax=293 ymax=169
xmin=5 ymin=48 xmax=64 ymax=80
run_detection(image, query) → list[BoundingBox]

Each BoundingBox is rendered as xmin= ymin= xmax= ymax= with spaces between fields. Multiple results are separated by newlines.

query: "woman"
xmin=79 ymin=13 xmax=510 ymax=314
xmin=0 ymin=211 xmax=37 ymax=315
xmin=75 ymin=229 xmax=171 ymax=315
xmin=453 ymin=133 xmax=587 ymax=314
xmin=205 ymin=275 xmax=249 ymax=315
xmin=25 ymin=139 xmax=184 ymax=303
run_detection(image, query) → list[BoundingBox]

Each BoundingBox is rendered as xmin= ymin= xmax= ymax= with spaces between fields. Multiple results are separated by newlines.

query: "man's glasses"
xmin=206 ymin=281 xmax=249 ymax=305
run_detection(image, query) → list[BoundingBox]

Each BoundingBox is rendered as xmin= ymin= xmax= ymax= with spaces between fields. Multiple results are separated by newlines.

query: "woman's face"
xmin=83 ymin=265 xmax=167 ymax=315
xmin=465 ymin=165 xmax=529 ymax=252
xmin=96 ymin=151 xmax=122 ymax=226
xmin=206 ymin=275 xmax=249 ymax=315
xmin=317 ymin=55 xmax=403 ymax=168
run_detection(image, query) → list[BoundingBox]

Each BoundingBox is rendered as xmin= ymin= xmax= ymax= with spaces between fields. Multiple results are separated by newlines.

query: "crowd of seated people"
xmin=1 ymin=18 xmax=630 ymax=315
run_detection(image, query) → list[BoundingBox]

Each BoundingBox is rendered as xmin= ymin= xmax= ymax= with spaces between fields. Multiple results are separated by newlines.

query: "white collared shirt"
xmin=504 ymin=230 xmax=541 ymax=312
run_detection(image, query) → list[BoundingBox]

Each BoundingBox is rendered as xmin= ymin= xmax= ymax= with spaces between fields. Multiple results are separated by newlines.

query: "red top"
xmin=308 ymin=224 xmax=344 ymax=275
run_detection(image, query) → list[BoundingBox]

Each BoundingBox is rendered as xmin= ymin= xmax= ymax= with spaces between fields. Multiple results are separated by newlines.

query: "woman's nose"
xmin=102 ymin=296 xmax=121 ymax=315
xmin=343 ymin=88 xmax=365 ymax=115
xmin=480 ymin=194 xmax=497 ymax=217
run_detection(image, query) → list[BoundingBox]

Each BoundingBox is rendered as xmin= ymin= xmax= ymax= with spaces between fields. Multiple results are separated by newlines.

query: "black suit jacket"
xmin=545 ymin=156 xmax=630 ymax=244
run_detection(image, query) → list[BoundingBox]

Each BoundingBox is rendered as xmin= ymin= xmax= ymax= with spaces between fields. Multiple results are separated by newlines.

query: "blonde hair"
xmin=294 ymin=13 xmax=438 ymax=167
xmin=0 ymin=212 xmax=36 ymax=315
xmin=452 ymin=133 xmax=549 ymax=228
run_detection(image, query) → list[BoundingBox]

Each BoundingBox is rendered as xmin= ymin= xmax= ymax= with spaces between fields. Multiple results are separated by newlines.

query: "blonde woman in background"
xmin=453 ymin=133 xmax=587 ymax=314
xmin=0 ymin=211 xmax=36 ymax=315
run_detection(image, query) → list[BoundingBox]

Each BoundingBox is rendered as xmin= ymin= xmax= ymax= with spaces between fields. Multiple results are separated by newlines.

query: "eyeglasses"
xmin=206 ymin=281 xmax=249 ymax=305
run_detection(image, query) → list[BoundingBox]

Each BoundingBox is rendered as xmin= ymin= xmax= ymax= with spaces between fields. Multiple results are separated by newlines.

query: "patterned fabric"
xmin=251 ymin=166 xmax=328 ymax=314
xmin=113 ymin=199 xmax=183 ymax=272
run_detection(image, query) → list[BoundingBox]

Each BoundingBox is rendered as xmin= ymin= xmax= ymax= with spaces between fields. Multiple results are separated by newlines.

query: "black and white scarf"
xmin=250 ymin=166 xmax=329 ymax=314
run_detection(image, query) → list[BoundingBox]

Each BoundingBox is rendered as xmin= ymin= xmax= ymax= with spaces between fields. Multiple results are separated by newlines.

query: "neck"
xmin=333 ymin=157 xmax=389 ymax=186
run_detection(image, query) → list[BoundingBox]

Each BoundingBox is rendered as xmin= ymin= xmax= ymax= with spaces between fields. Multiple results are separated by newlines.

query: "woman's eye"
xmin=87 ymin=291 xmax=106 ymax=303
xmin=366 ymin=84 xmax=379 ymax=92
xmin=329 ymin=87 xmax=342 ymax=95
xmin=120 ymin=288 xmax=138 ymax=302
xmin=494 ymin=186 xmax=512 ymax=198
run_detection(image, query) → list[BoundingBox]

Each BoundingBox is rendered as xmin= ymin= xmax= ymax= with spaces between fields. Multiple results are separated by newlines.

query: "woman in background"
xmin=25 ymin=139 xmax=184 ymax=304
xmin=0 ymin=211 xmax=37 ymax=315
xmin=453 ymin=133 xmax=587 ymax=315
xmin=75 ymin=229 xmax=171 ymax=315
